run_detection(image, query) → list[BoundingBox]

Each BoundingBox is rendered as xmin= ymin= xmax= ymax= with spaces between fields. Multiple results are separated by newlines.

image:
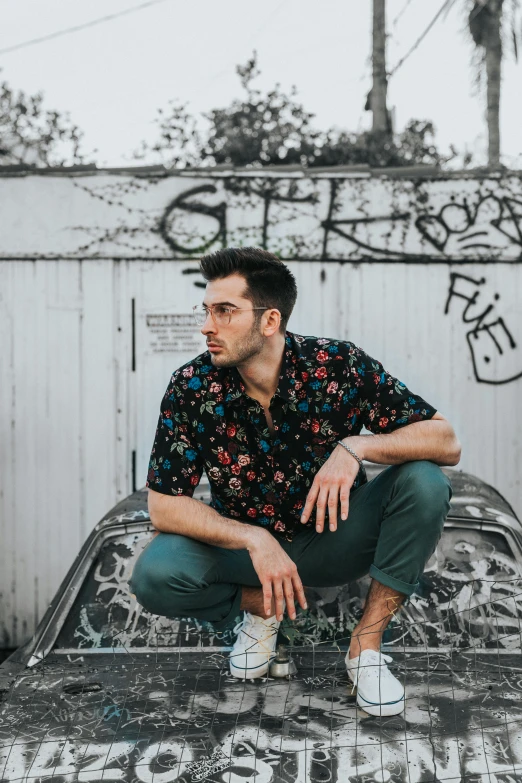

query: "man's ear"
xmin=263 ymin=308 xmax=281 ymax=337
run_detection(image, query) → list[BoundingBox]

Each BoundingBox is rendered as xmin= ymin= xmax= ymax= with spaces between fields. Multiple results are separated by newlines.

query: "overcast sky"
xmin=1 ymin=0 xmax=520 ymax=168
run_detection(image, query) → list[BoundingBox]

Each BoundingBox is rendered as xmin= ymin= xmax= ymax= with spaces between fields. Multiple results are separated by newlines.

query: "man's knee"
xmin=129 ymin=553 xmax=169 ymax=614
xmin=129 ymin=534 xmax=215 ymax=615
xmin=391 ymin=460 xmax=452 ymax=519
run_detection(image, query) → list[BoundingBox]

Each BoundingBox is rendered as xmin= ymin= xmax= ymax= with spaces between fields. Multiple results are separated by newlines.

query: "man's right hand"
xmin=148 ymin=492 xmax=307 ymax=622
xmin=246 ymin=529 xmax=307 ymax=622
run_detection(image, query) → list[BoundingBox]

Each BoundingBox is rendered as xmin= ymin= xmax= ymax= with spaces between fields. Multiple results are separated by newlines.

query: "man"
xmin=130 ymin=247 xmax=459 ymax=717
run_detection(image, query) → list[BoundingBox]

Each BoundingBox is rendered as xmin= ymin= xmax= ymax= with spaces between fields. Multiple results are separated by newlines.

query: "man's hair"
xmin=199 ymin=247 xmax=298 ymax=332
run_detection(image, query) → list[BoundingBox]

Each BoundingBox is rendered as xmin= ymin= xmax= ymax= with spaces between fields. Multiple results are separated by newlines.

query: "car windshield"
xmin=53 ymin=523 xmax=522 ymax=652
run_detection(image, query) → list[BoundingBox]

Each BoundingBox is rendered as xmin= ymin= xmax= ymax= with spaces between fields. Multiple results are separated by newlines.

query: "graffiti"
xmin=444 ymin=272 xmax=522 ymax=385
xmin=320 ymin=178 xmax=414 ymax=260
xmin=154 ymin=176 xmax=522 ymax=262
xmin=159 ymin=184 xmax=228 ymax=255
xmin=14 ymin=170 xmax=522 ymax=261
xmin=52 ymin=524 xmax=522 ymax=654
xmin=3 ymin=511 xmax=522 ymax=783
xmin=2 ymin=664 xmax=522 ymax=782
xmin=158 ymin=178 xmax=318 ymax=258
xmin=416 ymin=194 xmax=522 ymax=257
xmin=101 ymin=508 xmax=150 ymax=527
xmin=226 ymin=177 xmax=318 ymax=252
xmin=56 ymin=530 xmax=233 ymax=650
xmin=184 ymin=747 xmax=230 ymax=781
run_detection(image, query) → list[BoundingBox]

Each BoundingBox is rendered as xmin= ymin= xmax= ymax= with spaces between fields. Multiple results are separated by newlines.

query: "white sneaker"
xmin=229 ymin=612 xmax=281 ymax=679
xmin=346 ymin=649 xmax=405 ymax=716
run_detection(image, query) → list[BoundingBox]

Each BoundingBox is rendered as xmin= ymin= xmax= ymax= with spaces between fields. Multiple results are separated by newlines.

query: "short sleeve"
xmin=146 ymin=372 xmax=203 ymax=496
xmin=352 ymin=346 xmax=437 ymax=434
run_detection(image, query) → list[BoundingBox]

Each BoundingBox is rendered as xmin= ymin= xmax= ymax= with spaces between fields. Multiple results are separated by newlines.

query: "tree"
xmin=132 ymin=100 xmax=203 ymax=169
xmin=0 ymin=78 xmax=85 ymax=167
xmin=135 ymin=54 xmax=323 ymax=169
xmin=137 ymin=52 xmax=453 ymax=170
xmin=467 ymin=0 xmax=521 ymax=167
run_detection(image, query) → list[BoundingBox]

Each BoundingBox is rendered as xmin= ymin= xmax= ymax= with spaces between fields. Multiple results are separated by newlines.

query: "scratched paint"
xmin=2 ymin=506 xmax=522 ymax=780
xmin=52 ymin=519 xmax=522 ymax=653
xmin=1 ymin=651 xmax=522 ymax=782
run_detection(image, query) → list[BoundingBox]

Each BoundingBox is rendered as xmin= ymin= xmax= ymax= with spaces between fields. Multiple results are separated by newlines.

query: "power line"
xmin=188 ymin=0 xmax=288 ymax=103
xmin=392 ymin=0 xmax=416 ymax=28
xmin=0 ymin=0 xmax=175 ymax=56
xmin=388 ymin=0 xmax=457 ymax=78
xmin=245 ymin=0 xmax=288 ymax=48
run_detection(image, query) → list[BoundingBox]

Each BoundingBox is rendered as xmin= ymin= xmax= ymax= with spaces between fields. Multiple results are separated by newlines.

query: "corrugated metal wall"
xmin=1 ymin=168 xmax=521 ymax=646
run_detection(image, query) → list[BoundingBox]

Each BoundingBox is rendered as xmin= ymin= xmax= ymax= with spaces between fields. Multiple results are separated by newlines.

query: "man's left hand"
xmin=300 ymin=443 xmax=361 ymax=532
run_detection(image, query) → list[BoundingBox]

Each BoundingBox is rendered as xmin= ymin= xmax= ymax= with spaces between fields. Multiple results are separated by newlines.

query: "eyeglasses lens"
xmin=214 ymin=307 xmax=231 ymax=325
xmin=192 ymin=306 xmax=231 ymax=326
xmin=193 ymin=307 xmax=205 ymax=325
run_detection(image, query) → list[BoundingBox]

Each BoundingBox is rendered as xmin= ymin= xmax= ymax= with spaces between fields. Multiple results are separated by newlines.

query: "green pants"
xmin=130 ymin=460 xmax=452 ymax=631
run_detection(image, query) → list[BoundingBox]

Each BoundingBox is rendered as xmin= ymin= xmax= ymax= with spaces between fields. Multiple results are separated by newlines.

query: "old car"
xmin=1 ymin=464 xmax=522 ymax=782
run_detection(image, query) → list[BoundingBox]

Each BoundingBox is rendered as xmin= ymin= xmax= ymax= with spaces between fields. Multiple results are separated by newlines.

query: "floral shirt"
xmin=146 ymin=332 xmax=437 ymax=542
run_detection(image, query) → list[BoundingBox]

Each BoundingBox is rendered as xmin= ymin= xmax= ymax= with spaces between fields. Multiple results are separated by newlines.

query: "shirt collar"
xmin=223 ymin=332 xmax=300 ymax=407
xmin=275 ymin=334 xmax=298 ymax=403
xmin=223 ymin=367 xmax=247 ymax=405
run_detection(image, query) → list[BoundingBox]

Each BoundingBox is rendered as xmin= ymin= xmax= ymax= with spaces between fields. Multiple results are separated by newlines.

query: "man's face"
xmin=200 ymin=274 xmax=266 ymax=368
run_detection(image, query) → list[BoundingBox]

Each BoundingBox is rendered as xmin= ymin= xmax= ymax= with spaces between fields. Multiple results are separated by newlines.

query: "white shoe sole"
xmin=355 ymin=691 xmax=405 ymax=716
xmin=348 ymin=674 xmax=405 ymax=716
xmin=229 ymin=658 xmax=274 ymax=679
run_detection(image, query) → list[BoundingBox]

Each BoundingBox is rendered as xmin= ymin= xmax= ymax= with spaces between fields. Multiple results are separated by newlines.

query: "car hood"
xmin=2 ymin=651 xmax=522 ymax=782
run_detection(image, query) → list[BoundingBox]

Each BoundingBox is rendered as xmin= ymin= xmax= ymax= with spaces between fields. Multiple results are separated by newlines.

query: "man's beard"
xmin=209 ymin=322 xmax=264 ymax=368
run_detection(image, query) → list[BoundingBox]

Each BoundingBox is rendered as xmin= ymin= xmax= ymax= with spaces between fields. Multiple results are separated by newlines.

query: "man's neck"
xmin=237 ymin=333 xmax=286 ymax=406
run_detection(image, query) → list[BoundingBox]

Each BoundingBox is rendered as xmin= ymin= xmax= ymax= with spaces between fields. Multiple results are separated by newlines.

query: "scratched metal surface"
xmin=2 ymin=652 xmax=522 ymax=781
xmin=48 ymin=523 xmax=522 ymax=653
xmin=47 ymin=466 xmax=522 ymax=652
xmin=1 ymin=467 xmax=522 ymax=781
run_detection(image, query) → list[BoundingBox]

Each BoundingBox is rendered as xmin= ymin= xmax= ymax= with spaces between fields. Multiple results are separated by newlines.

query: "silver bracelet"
xmin=335 ymin=440 xmax=364 ymax=470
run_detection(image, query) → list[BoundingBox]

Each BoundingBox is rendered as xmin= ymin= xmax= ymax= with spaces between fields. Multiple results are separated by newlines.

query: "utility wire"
xmin=392 ymin=0 xmax=416 ymax=28
xmin=245 ymin=0 xmax=288 ymax=48
xmin=388 ymin=0 xmax=457 ymax=78
xmin=0 ymin=0 xmax=175 ymax=56
xmin=188 ymin=0 xmax=288 ymax=102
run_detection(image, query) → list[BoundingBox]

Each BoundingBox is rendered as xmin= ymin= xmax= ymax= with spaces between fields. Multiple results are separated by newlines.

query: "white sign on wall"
xmin=145 ymin=313 xmax=202 ymax=356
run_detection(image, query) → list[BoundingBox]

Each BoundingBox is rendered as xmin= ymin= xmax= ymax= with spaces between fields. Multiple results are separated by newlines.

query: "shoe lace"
xmin=232 ymin=613 xmax=277 ymax=651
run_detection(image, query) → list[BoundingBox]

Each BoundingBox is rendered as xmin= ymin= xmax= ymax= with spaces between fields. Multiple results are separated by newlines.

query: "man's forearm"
xmin=147 ymin=490 xmax=265 ymax=551
xmin=345 ymin=419 xmax=461 ymax=467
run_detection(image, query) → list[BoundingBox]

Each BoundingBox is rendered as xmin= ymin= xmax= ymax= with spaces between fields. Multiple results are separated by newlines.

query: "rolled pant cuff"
xmin=369 ymin=565 xmax=419 ymax=596
xmin=207 ymin=586 xmax=243 ymax=632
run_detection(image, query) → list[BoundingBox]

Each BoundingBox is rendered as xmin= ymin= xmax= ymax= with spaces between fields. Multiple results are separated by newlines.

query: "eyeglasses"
xmin=192 ymin=304 xmax=269 ymax=326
